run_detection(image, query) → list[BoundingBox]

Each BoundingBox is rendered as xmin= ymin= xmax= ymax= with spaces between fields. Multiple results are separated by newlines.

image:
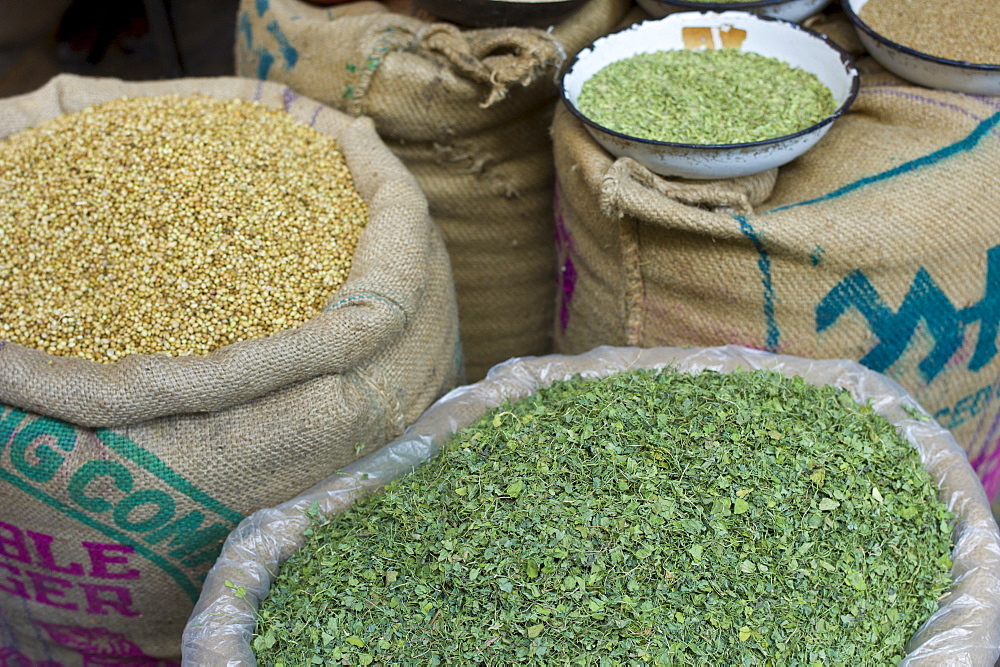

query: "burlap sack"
xmin=182 ymin=345 xmax=1000 ymax=664
xmin=551 ymin=73 xmax=1000 ymax=505
xmin=0 ymin=74 xmax=459 ymax=665
xmin=235 ymin=0 xmax=630 ymax=380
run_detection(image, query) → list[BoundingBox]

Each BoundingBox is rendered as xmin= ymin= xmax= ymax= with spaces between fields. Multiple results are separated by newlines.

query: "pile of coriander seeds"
xmin=0 ymin=94 xmax=368 ymax=361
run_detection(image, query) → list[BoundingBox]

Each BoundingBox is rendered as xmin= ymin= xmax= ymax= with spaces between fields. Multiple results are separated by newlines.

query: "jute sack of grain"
xmin=235 ymin=0 xmax=631 ymax=380
xmin=551 ymin=73 xmax=1000 ymax=504
xmin=0 ymin=73 xmax=459 ymax=665
xmin=183 ymin=345 xmax=1000 ymax=664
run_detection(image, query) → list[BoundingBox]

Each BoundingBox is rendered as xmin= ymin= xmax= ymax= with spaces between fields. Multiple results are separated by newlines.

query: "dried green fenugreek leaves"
xmin=255 ymin=367 xmax=953 ymax=666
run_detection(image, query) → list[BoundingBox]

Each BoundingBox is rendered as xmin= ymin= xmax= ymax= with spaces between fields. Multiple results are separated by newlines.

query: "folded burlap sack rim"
xmin=0 ymin=74 xmax=432 ymax=427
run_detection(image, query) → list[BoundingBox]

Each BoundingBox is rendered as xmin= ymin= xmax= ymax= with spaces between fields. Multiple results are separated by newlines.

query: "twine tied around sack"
xmin=412 ymin=23 xmax=564 ymax=107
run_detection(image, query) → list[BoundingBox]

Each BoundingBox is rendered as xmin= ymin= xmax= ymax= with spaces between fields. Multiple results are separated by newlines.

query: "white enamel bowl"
xmin=843 ymin=0 xmax=1000 ymax=95
xmin=636 ymin=0 xmax=830 ymax=23
xmin=560 ymin=12 xmax=859 ymax=180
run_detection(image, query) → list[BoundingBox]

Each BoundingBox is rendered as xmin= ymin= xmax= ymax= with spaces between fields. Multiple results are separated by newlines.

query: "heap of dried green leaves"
xmin=254 ymin=368 xmax=953 ymax=665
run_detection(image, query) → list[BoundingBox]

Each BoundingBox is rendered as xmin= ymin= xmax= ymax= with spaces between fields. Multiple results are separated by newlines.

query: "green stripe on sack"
xmin=96 ymin=429 xmax=244 ymax=525
xmin=769 ymin=109 xmax=1000 ymax=214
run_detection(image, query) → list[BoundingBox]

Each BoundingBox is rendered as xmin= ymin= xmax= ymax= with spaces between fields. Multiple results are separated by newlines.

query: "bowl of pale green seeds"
xmin=560 ymin=12 xmax=859 ymax=180
xmin=636 ymin=0 xmax=831 ymax=23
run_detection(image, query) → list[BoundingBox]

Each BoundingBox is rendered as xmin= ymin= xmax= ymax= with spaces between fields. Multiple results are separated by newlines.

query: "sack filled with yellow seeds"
xmin=0 ymin=73 xmax=460 ymax=665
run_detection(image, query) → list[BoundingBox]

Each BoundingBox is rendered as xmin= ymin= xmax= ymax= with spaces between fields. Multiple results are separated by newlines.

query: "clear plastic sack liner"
xmin=181 ymin=345 xmax=1000 ymax=665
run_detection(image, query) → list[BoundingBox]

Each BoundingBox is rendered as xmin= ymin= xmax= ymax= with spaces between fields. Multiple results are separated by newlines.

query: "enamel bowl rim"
xmin=640 ymin=0 xmax=817 ymax=10
xmin=559 ymin=12 xmax=860 ymax=152
xmin=841 ymin=0 xmax=1000 ymax=72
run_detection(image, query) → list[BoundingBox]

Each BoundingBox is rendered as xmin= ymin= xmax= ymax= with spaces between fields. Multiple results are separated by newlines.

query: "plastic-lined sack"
xmin=183 ymin=344 xmax=1000 ymax=665
xmin=0 ymin=74 xmax=460 ymax=665
xmin=235 ymin=0 xmax=631 ymax=380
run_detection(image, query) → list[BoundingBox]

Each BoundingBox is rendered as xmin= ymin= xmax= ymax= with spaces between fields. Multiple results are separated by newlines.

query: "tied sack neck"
xmin=410 ymin=22 xmax=565 ymax=108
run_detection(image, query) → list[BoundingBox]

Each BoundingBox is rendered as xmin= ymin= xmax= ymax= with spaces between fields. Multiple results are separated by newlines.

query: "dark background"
xmin=0 ymin=0 xmax=240 ymax=99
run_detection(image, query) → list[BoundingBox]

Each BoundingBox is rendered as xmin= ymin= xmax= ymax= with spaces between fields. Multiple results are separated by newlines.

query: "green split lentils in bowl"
xmin=576 ymin=49 xmax=837 ymax=145
xmin=0 ymin=95 xmax=368 ymax=362
xmin=254 ymin=368 xmax=953 ymax=665
xmin=560 ymin=13 xmax=858 ymax=179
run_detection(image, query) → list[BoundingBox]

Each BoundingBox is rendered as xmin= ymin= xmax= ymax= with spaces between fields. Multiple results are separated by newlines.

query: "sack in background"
xmin=182 ymin=345 xmax=1000 ymax=664
xmin=235 ymin=0 xmax=631 ymax=380
xmin=0 ymin=0 xmax=71 ymax=48
xmin=551 ymin=71 xmax=1000 ymax=504
xmin=0 ymin=74 xmax=460 ymax=665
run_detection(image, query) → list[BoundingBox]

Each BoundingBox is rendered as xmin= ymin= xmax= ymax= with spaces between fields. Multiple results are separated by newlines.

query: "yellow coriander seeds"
xmin=0 ymin=94 xmax=369 ymax=362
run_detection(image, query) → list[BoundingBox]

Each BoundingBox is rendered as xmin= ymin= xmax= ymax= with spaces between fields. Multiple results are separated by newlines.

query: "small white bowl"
xmin=636 ymin=0 xmax=831 ymax=24
xmin=843 ymin=0 xmax=1000 ymax=95
xmin=560 ymin=12 xmax=859 ymax=180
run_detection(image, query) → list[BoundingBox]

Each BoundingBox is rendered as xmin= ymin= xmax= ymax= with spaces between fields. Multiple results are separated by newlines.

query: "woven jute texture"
xmin=235 ymin=0 xmax=631 ymax=380
xmin=0 ymin=74 xmax=460 ymax=665
xmin=552 ymin=72 xmax=1000 ymax=503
